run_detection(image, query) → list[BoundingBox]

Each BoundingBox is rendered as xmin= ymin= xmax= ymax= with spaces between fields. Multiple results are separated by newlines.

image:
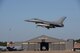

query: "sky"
xmin=0 ymin=0 xmax=80 ymax=42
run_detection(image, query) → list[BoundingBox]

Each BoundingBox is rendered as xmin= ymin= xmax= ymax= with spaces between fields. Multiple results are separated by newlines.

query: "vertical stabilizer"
xmin=56 ymin=16 xmax=67 ymax=24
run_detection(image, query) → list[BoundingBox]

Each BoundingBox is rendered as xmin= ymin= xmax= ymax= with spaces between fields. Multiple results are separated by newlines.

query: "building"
xmin=14 ymin=35 xmax=74 ymax=51
xmin=74 ymin=42 xmax=80 ymax=51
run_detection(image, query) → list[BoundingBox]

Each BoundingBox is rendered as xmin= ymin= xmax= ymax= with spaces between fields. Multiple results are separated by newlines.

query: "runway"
xmin=0 ymin=51 xmax=79 ymax=53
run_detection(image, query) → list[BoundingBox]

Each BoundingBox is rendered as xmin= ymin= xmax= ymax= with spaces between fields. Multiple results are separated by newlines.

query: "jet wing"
xmin=24 ymin=18 xmax=50 ymax=24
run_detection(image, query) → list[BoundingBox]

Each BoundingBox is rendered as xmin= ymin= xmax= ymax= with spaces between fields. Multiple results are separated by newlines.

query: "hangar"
xmin=14 ymin=35 xmax=74 ymax=51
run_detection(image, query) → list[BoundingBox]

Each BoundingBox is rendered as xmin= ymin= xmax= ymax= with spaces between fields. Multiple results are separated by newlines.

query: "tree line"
xmin=74 ymin=39 xmax=80 ymax=43
xmin=0 ymin=42 xmax=7 ymax=46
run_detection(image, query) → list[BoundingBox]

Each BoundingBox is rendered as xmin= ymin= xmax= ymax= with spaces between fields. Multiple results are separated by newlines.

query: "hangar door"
xmin=40 ymin=39 xmax=49 ymax=51
xmin=40 ymin=42 xmax=49 ymax=51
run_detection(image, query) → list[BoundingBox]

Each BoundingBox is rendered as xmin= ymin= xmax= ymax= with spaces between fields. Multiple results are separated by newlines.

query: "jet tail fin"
xmin=56 ymin=16 xmax=67 ymax=24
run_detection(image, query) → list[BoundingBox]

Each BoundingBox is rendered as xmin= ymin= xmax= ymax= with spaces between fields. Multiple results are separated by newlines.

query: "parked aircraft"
xmin=24 ymin=17 xmax=67 ymax=29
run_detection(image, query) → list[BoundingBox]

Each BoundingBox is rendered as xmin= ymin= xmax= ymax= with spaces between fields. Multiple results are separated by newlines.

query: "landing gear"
xmin=46 ymin=27 xmax=50 ymax=29
xmin=46 ymin=26 xmax=55 ymax=29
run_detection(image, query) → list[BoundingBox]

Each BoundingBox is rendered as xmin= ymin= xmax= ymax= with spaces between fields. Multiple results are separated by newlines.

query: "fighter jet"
xmin=24 ymin=17 xmax=67 ymax=29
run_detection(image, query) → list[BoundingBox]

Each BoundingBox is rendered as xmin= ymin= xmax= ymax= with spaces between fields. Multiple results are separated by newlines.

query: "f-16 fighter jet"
xmin=24 ymin=17 xmax=66 ymax=29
